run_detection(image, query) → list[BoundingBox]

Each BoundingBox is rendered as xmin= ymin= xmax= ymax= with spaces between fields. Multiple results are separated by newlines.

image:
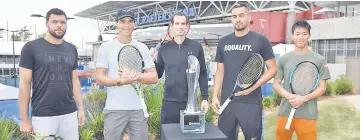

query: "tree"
xmin=11 ymin=26 xmax=33 ymax=41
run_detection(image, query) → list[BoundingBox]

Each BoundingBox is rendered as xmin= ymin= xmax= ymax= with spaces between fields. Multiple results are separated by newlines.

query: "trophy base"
xmin=180 ymin=110 xmax=206 ymax=134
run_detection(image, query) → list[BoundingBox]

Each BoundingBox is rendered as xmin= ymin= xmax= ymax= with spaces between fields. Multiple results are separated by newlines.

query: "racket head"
xmin=236 ymin=53 xmax=265 ymax=89
xmin=289 ymin=61 xmax=320 ymax=95
xmin=117 ymin=45 xmax=144 ymax=73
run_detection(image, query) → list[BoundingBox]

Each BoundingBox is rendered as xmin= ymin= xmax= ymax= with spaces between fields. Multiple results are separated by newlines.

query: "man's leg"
xmin=294 ymin=118 xmax=317 ymax=140
xmin=127 ymin=110 xmax=148 ymax=140
xmin=57 ymin=111 xmax=79 ymax=140
xmin=217 ymin=102 xmax=239 ymax=140
xmin=160 ymin=101 xmax=187 ymax=124
xmin=235 ymin=103 xmax=262 ymax=140
xmin=276 ymin=116 xmax=295 ymax=140
xmin=31 ymin=115 xmax=60 ymax=140
xmin=103 ymin=109 xmax=130 ymax=140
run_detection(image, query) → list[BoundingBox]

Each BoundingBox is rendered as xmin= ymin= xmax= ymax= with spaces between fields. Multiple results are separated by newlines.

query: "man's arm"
xmin=96 ymin=68 xmax=119 ymax=86
xmin=72 ymin=70 xmax=84 ymax=110
xmin=198 ymin=46 xmax=209 ymax=101
xmin=137 ymin=68 xmax=158 ymax=84
xmin=155 ymin=46 xmax=165 ymax=79
xmin=18 ymin=68 xmax=32 ymax=122
xmin=273 ymin=79 xmax=293 ymax=99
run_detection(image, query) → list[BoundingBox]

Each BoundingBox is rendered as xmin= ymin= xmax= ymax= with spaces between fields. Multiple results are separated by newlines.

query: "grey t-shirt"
xmin=19 ymin=38 xmax=78 ymax=116
xmin=215 ymin=31 xmax=275 ymax=105
xmin=275 ymin=50 xmax=331 ymax=120
xmin=96 ymin=39 xmax=155 ymax=110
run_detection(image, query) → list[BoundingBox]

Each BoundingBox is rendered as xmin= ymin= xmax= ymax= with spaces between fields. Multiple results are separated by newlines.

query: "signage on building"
xmin=136 ymin=7 xmax=196 ymax=25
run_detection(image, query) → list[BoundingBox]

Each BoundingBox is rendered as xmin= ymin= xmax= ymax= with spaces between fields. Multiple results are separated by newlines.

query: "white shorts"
xmin=32 ymin=111 xmax=79 ymax=140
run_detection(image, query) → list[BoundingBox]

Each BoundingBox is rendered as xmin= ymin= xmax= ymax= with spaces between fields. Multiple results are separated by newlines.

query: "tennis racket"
xmin=118 ymin=45 xmax=149 ymax=118
xmin=218 ymin=53 xmax=265 ymax=114
xmin=285 ymin=61 xmax=320 ymax=130
xmin=31 ymin=133 xmax=63 ymax=140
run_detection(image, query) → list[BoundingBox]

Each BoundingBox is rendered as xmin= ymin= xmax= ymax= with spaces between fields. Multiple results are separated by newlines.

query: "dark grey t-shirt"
xmin=19 ymin=38 xmax=78 ymax=116
xmin=215 ymin=31 xmax=275 ymax=104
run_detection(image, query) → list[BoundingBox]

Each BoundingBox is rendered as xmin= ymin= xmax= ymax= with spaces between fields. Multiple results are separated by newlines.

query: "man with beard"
xmin=18 ymin=8 xmax=85 ymax=139
xmin=211 ymin=3 xmax=277 ymax=140
xmin=95 ymin=8 xmax=158 ymax=140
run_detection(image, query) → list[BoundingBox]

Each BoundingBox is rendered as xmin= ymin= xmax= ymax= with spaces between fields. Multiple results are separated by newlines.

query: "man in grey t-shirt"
xmin=211 ymin=3 xmax=277 ymax=140
xmin=96 ymin=9 xmax=158 ymax=140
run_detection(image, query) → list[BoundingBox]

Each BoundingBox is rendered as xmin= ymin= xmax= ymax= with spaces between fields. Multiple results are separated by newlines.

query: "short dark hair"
xmin=46 ymin=8 xmax=67 ymax=22
xmin=292 ymin=20 xmax=311 ymax=34
xmin=232 ymin=2 xmax=249 ymax=11
xmin=170 ymin=12 xmax=189 ymax=24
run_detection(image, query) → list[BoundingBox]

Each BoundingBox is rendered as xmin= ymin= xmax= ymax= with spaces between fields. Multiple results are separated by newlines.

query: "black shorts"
xmin=218 ymin=102 xmax=263 ymax=140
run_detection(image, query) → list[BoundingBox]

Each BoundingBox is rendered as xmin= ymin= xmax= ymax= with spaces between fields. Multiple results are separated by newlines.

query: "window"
xmin=3 ymin=69 xmax=9 ymax=75
xmin=347 ymin=39 xmax=357 ymax=57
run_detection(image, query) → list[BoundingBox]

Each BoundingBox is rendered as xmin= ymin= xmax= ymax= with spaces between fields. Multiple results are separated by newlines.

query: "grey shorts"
xmin=103 ymin=109 xmax=148 ymax=140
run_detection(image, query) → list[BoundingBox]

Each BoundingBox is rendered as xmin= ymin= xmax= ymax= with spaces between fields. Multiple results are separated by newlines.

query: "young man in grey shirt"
xmin=96 ymin=9 xmax=158 ymax=140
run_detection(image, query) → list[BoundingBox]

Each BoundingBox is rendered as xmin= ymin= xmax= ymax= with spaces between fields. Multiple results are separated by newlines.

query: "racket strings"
xmin=291 ymin=63 xmax=319 ymax=95
xmin=237 ymin=55 xmax=263 ymax=88
xmin=118 ymin=46 xmax=143 ymax=73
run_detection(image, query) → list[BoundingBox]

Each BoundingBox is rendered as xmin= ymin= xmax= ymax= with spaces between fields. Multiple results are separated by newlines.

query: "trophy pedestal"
xmin=180 ymin=110 xmax=206 ymax=134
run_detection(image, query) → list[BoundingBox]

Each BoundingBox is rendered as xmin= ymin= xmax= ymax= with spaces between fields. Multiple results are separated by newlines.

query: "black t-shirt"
xmin=215 ymin=31 xmax=275 ymax=104
xmin=19 ymin=38 xmax=78 ymax=116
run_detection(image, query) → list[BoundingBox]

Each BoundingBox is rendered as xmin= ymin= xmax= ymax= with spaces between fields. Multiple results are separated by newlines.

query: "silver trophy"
xmin=180 ymin=55 xmax=206 ymax=134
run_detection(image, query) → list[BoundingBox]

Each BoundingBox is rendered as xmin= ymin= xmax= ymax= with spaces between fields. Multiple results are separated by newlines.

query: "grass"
xmin=238 ymin=98 xmax=360 ymax=140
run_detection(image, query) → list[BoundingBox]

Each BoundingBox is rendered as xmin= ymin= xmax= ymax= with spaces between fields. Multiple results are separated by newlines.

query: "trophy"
xmin=180 ymin=55 xmax=206 ymax=134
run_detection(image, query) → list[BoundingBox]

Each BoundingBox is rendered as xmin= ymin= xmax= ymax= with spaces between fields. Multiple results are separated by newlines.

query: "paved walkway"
xmin=339 ymin=94 xmax=360 ymax=112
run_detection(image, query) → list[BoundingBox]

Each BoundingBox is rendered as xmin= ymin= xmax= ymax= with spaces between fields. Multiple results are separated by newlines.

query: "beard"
xmin=49 ymin=29 xmax=66 ymax=39
xmin=234 ymin=22 xmax=248 ymax=31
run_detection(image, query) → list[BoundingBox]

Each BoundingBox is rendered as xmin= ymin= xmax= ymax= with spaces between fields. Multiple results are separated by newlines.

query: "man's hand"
xmin=20 ymin=119 xmax=33 ymax=136
xmin=78 ymin=109 xmax=85 ymax=127
xmin=211 ymin=98 xmax=221 ymax=114
xmin=288 ymin=95 xmax=308 ymax=108
xmin=201 ymin=100 xmax=209 ymax=113
xmin=118 ymin=67 xmax=138 ymax=85
xmin=235 ymin=88 xmax=254 ymax=96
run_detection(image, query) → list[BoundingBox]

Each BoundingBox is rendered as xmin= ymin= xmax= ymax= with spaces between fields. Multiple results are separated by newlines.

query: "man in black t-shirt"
xmin=211 ymin=3 xmax=277 ymax=140
xmin=18 ymin=8 xmax=84 ymax=139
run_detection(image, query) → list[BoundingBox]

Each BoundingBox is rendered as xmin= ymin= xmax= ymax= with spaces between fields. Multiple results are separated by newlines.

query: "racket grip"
xmin=219 ymin=98 xmax=231 ymax=114
xmin=285 ymin=108 xmax=296 ymax=130
xmin=140 ymin=98 xmax=149 ymax=118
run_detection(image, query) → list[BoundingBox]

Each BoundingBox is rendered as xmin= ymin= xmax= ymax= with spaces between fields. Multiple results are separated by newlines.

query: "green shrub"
xmin=79 ymin=127 xmax=95 ymax=140
xmin=262 ymin=97 xmax=272 ymax=108
xmin=85 ymin=110 xmax=104 ymax=140
xmin=324 ymin=82 xmax=334 ymax=96
xmin=144 ymin=81 xmax=164 ymax=139
xmin=334 ymin=75 xmax=353 ymax=95
xmin=0 ymin=118 xmax=23 ymax=140
xmin=84 ymin=90 xmax=107 ymax=112
xmin=271 ymin=91 xmax=282 ymax=106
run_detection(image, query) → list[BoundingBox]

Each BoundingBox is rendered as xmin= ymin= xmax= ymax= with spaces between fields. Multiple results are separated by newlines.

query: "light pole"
xmin=259 ymin=19 xmax=267 ymax=35
xmin=0 ymin=28 xmax=28 ymax=87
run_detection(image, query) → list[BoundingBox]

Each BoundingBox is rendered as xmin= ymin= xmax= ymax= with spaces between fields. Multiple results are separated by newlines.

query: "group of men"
xmin=18 ymin=2 xmax=330 ymax=140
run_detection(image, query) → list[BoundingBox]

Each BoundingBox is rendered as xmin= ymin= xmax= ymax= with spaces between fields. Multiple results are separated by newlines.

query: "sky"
xmin=0 ymin=0 xmax=111 ymax=49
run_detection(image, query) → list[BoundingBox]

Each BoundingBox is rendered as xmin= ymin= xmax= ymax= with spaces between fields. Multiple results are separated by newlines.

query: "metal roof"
xmin=75 ymin=1 xmax=161 ymax=21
